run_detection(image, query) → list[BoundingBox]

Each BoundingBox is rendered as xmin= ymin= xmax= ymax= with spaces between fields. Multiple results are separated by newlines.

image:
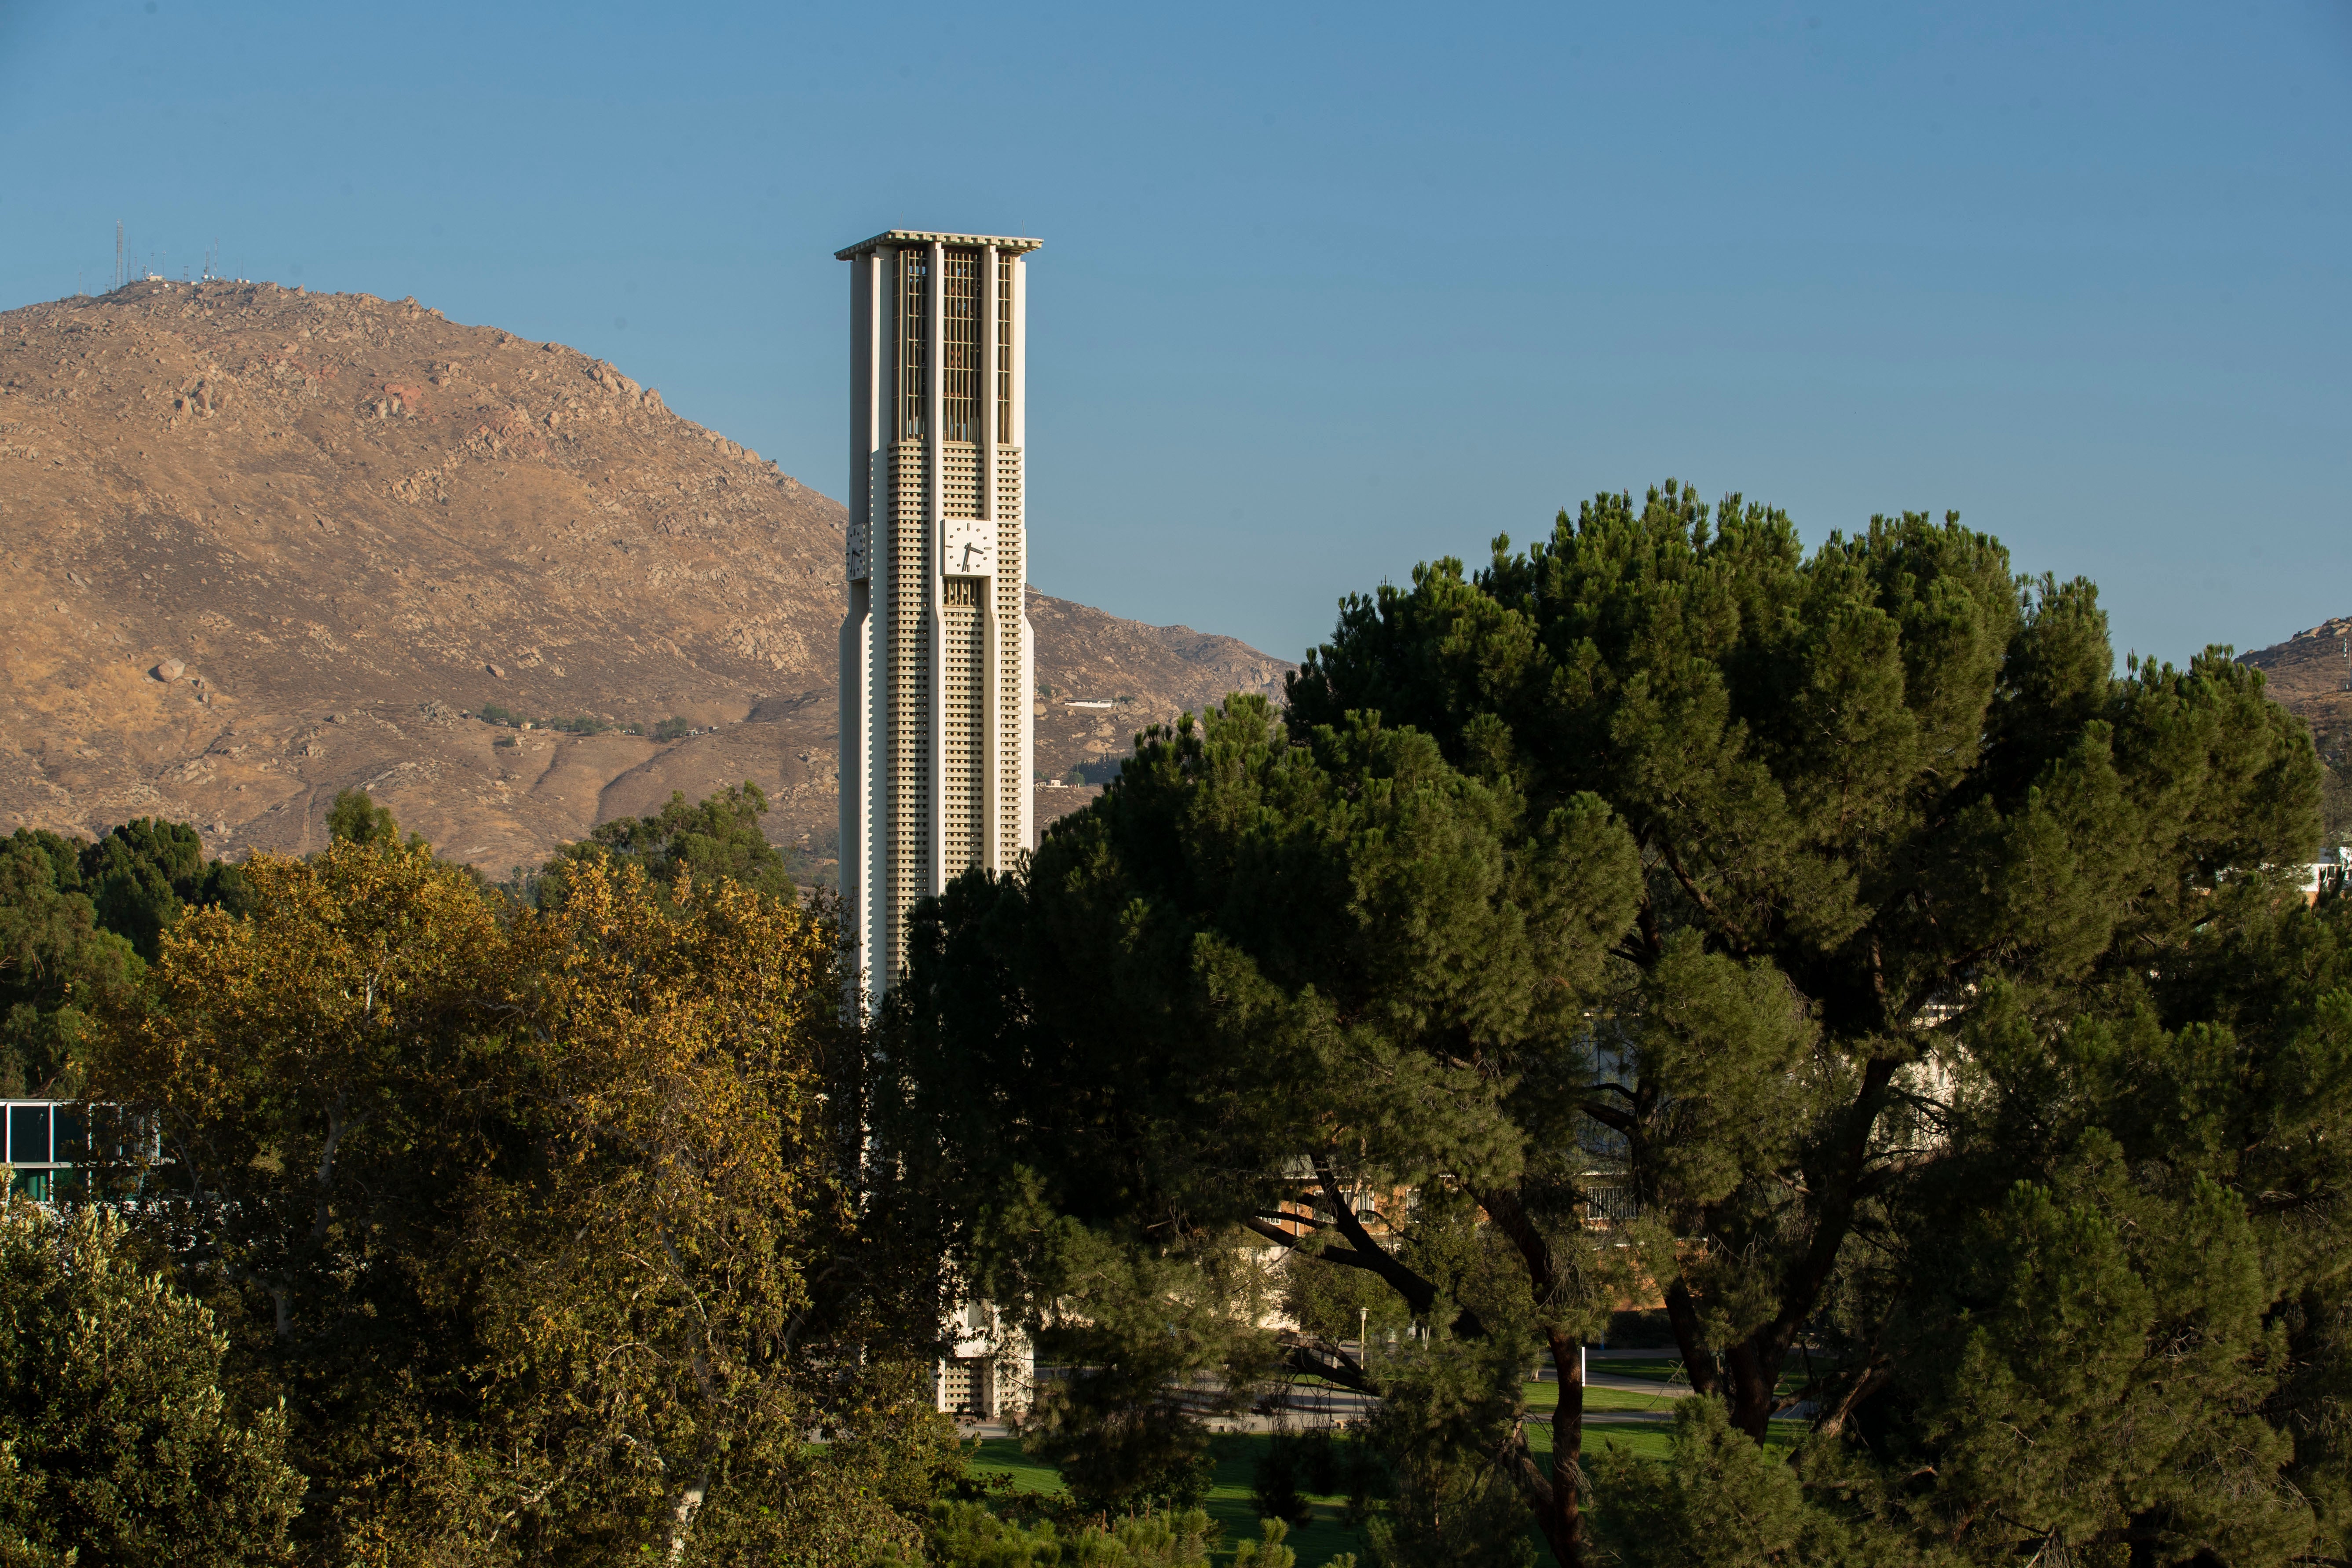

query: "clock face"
xmin=941 ymin=515 xmax=995 ymax=575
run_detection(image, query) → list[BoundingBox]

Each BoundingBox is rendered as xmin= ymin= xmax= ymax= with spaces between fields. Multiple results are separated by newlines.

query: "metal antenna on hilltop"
xmin=114 ymin=222 xmax=122 ymax=290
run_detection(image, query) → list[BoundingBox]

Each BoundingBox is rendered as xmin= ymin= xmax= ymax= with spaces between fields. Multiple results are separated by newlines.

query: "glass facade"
xmin=1 ymin=1101 xmax=149 ymax=1202
xmin=7 ymin=1103 xmax=49 ymax=1164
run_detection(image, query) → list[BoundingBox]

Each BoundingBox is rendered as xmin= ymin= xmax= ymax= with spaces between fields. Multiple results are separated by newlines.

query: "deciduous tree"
xmin=97 ymin=824 xmax=945 ymax=1565
xmin=0 ymin=1202 xmax=303 ymax=1566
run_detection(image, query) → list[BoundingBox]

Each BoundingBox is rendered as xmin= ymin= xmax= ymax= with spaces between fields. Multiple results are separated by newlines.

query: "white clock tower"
xmin=836 ymin=230 xmax=1040 ymax=1001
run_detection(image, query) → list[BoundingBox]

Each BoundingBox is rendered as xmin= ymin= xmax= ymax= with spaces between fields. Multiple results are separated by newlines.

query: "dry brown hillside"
xmin=0 ymin=280 xmax=1291 ymax=878
xmin=2240 ymin=618 xmax=2352 ymax=742
xmin=2240 ymin=616 xmax=2352 ymax=834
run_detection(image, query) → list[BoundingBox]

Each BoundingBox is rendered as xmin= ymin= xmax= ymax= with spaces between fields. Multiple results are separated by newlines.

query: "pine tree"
xmin=897 ymin=483 xmax=2330 ymax=1564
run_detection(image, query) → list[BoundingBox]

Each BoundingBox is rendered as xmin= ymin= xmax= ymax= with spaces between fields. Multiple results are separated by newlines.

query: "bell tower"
xmin=837 ymin=230 xmax=1041 ymax=999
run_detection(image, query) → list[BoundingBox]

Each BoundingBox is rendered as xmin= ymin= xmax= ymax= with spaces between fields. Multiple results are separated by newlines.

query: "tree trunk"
xmin=1724 ymin=1338 xmax=1781 ymax=1443
xmin=664 ymin=1469 xmax=708 ymax=1566
xmin=1663 ymin=1279 xmax=1719 ymax=1398
xmin=1667 ymin=1055 xmax=1902 ymax=1443
xmin=1526 ymin=1327 xmax=1586 ymax=1568
xmin=1470 ymin=1184 xmax=1592 ymax=1564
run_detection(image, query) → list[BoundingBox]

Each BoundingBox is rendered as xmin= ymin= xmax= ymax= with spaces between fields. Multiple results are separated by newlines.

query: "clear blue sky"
xmin=4 ymin=1 xmax=2347 ymax=669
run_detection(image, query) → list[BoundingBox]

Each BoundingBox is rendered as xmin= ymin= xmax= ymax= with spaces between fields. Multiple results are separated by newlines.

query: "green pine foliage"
xmin=78 ymin=817 xmax=248 ymax=959
xmin=923 ymin=1501 xmax=1226 ymax=1567
xmin=1588 ymin=1396 xmax=1927 ymax=1568
xmin=894 ymin=482 xmax=2337 ymax=1565
xmin=1231 ymin=1517 xmax=1302 ymax=1568
xmin=0 ymin=835 xmax=142 ymax=1096
xmin=1010 ymin=1197 xmax=1282 ymax=1514
xmin=1357 ymin=1323 xmax=1538 ymax=1568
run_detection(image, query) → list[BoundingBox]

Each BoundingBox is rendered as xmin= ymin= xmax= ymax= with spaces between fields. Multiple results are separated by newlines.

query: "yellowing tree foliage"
xmin=98 ymin=840 xmax=949 ymax=1567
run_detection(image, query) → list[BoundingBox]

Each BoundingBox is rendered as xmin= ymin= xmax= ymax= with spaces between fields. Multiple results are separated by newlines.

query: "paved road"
xmin=1263 ymin=1349 xmax=1698 ymax=1430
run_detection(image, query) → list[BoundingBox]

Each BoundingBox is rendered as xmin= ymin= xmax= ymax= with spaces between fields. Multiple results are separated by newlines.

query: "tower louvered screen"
xmin=898 ymin=248 xmax=929 ymax=439
xmin=942 ymin=249 xmax=981 ymax=444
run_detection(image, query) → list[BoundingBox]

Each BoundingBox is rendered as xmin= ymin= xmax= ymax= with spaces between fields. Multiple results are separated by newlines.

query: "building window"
xmin=7 ymin=1103 xmax=48 ymax=1165
xmin=942 ymin=1356 xmax=983 ymax=1415
xmin=942 ymin=249 xmax=981 ymax=443
xmin=995 ymin=251 xmax=1014 ymax=440
xmin=898 ymin=247 xmax=929 ymax=439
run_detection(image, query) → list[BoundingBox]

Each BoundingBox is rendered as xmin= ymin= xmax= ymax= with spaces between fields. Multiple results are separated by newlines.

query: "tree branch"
xmin=1656 ymin=840 xmax=1754 ymax=953
xmin=1311 ymin=1158 xmax=1443 ymax=1319
xmin=1580 ymin=1100 xmax=1636 ymax=1135
xmin=1239 ymin=1215 xmax=1393 ymax=1275
xmin=1274 ymin=1330 xmax=1373 ymax=1395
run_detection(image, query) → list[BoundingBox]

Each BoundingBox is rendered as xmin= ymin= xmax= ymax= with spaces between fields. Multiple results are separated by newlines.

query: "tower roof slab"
xmin=834 ymin=230 xmax=1044 ymax=260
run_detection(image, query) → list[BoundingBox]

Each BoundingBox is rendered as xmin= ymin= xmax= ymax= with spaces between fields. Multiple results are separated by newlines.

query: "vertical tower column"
xmin=840 ymin=248 xmax=883 ymax=1003
xmin=979 ymin=245 xmax=1002 ymax=872
xmin=925 ymin=242 xmax=947 ymax=899
xmin=1011 ymin=250 xmax=1035 ymax=858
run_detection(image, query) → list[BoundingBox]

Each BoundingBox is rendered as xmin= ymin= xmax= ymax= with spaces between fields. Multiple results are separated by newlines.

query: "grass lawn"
xmin=1526 ymin=1411 xmax=1675 ymax=1467
xmin=962 ymin=1438 xmax=1067 ymax=1495
xmin=966 ymin=1435 xmax=1374 ymax=1566
xmin=1587 ymin=1355 xmax=1688 ymax=1381
xmin=962 ymin=1361 xmax=1816 ymax=1564
xmin=1524 ymin=1357 xmax=1805 ymax=1413
xmin=962 ymin=1401 xmax=1784 ymax=1566
xmin=1522 ymin=1406 xmax=1806 ymax=1464
xmin=1523 ymin=1379 xmax=1683 ymax=1414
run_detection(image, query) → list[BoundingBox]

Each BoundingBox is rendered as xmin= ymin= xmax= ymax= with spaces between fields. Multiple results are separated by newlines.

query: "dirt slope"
xmin=0 ymin=280 xmax=1291 ymax=877
xmin=2241 ymin=618 xmax=2352 ymax=769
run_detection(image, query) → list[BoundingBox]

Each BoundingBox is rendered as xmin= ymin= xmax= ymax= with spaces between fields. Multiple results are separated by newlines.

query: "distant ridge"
xmin=0 ymin=280 xmax=1291 ymax=879
xmin=2239 ymin=617 xmax=2352 ymax=773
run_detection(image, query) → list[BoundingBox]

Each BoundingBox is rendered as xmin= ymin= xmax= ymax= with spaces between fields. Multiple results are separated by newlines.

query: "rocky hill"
xmin=2241 ymin=618 xmax=2352 ymax=770
xmin=0 ymin=281 xmax=1291 ymax=880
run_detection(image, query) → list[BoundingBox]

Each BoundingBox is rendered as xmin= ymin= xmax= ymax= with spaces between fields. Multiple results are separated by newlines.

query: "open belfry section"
xmin=837 ymin=231 xmax=1041 ymax=998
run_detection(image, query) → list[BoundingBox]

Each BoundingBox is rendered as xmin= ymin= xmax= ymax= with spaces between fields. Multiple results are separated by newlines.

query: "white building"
xmin=2301 ymin=846 xmax=2352 ymax=901
xmin=836 ymin=230 xmax=1041 ymax=999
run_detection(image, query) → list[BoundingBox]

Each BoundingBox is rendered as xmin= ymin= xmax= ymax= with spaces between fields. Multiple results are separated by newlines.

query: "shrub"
xmin=0 ymin=1203 xmax=304 ymax=1565
xmin=923 ymin=1501 xmax=1222 ymax=1567
xmin=1251 ymin=1432 xmax=1313 ymax=1527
